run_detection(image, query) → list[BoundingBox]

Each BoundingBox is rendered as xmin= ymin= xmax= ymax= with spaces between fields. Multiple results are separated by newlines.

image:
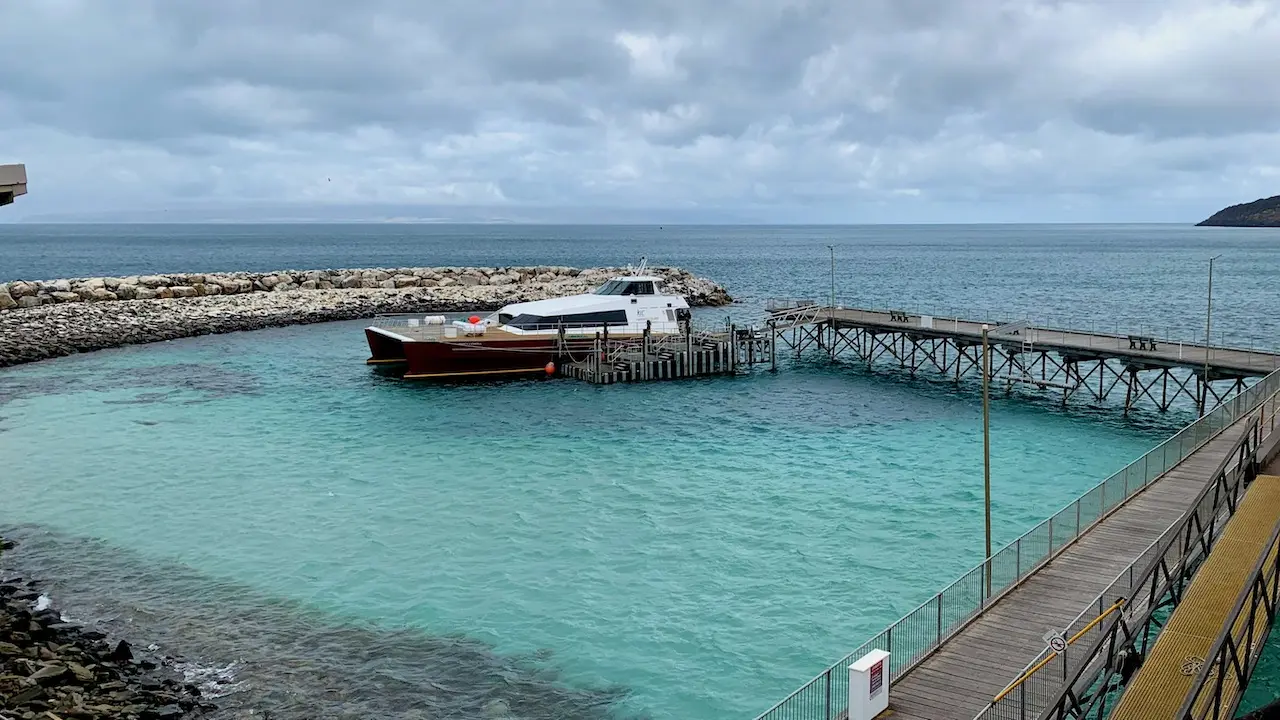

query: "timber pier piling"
xmin=767 ymin=301 xmax=1280 ymax=414
xmin=555 ymin=321 xmax=775 ymax=384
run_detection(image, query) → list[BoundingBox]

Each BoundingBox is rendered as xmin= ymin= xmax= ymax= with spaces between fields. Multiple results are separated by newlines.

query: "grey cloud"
xmin=2 ymin=0 xmax=1279 ymax=222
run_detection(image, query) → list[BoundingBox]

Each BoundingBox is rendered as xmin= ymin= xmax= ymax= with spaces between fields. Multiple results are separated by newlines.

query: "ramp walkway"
xmin=886 ymin=418 xmax=1260 ymax=720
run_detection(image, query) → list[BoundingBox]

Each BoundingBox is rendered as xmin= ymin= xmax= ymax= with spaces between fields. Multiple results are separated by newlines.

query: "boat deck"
xmin=367 ymin=316 xmax=653 ymax=344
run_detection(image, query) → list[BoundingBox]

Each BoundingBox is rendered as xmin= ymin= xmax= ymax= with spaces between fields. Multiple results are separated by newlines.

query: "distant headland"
xmin=1197 ymin=195 xmax=1280 ymax=227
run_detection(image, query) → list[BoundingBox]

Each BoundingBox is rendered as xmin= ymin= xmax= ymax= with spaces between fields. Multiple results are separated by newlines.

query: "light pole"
xmin=982 ymin=323 xmax=992 ymax=598
xmin=1203 ymin=255 xmax=1221 ymax=415
xmin=827 ymin=245 xmax=836 ymax=358
xmin=827 ymin=244 xmax=836 ymax=308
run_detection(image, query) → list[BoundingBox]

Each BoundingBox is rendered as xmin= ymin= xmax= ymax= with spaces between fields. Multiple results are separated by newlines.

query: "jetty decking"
xmin=770 ymin=304 xmax=1280 ymax=413
xmin=887 ymin=416 xmax=1263 ymax=720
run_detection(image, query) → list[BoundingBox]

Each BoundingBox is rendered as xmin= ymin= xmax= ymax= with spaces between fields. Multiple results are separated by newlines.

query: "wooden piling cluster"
xmin=557 ymin=321 xmax=774 ymax=384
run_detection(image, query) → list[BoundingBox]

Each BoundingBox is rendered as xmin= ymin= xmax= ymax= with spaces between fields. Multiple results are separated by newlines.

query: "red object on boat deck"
xmin=468 ymin=315 xmax=481 ymax=324
xmin=545 ymin=362 xmax=556 ymax=375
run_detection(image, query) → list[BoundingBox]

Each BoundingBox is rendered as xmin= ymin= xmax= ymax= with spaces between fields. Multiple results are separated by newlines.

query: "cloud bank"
xmin=2 ymin=0 xmax=1279 ymax=222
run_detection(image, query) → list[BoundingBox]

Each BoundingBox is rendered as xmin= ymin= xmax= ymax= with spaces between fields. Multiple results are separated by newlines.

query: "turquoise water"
xmin=4 ymin=223 xmax=1280 ymax=717
xmin=1 ymin=319 xmax=1165 ymax=718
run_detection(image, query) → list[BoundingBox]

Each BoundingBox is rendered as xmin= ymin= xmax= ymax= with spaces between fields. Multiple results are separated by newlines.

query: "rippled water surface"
xmin=2 ymin=224 xmax=1279 ymax=718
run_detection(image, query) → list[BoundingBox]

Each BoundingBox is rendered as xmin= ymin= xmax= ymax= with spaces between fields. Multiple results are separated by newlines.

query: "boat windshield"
xmin=595 ymin=280 xmax=656 ymax=296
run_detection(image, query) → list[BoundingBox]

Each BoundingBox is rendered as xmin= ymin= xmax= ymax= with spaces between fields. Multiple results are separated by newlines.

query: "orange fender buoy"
xmin=545 ymin=361 xmax=556 ymax=375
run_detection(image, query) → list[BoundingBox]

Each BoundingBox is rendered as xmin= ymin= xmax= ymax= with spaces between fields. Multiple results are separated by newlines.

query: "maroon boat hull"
xmin=365 ymin=328 xmax=561 ymax=379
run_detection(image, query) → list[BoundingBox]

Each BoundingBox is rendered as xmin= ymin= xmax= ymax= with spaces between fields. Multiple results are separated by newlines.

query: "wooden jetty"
xmin=768 ymin=302 xmax=1280 ymax=413
xmin=557 ymin=322 xmax=775 ymax=384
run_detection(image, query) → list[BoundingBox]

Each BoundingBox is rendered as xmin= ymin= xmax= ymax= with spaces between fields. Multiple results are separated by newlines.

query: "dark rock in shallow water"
xmin=108 ymin=640 xmax=133 ymax=663
xmin=0 ymin=547 xmax=209 ymax=719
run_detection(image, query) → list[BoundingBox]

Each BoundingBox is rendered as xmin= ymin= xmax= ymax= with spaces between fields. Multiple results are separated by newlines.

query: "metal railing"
xmin=974 ymin=401 xmax=1274 ymax=720
xmin=1036 ymin=413 xmax=1267 ymax=720
xmin=763 ymin=299 xmax=1280 ymax=360
xmin=370 ymin=312 xmax=686 ymax=338
xmin=1181 ymin=517 xmax=1280 ymax=719
xmin=753 ymin=367 xmax=1280 ymax=720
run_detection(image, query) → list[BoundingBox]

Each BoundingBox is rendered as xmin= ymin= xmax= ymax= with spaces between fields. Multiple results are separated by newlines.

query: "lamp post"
xmin=827 ymin=244 xmax=836 ymax=309
xmin=982 ymin=323 xmax=993 ymax=599
xmin=1202 ymin=255 xmax=1221 ymax=415
xmin=827 ymin=245 xmax=836 ymax=358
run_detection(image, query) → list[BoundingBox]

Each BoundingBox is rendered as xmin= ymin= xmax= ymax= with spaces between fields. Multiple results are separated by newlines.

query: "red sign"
xmin=870 ymin=659 xmax=884 ymax=697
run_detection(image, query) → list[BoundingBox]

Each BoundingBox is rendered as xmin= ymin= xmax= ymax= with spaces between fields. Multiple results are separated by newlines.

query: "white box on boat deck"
xmin=444 ymin=326 xmax=458 ymax=338
xmin=408 ymin=318 xmax=420 ymax=327
xmin=849 ymin=649 xmax=890 ymax=720
xmin=920 ymin=315 xmax=933 ymax=329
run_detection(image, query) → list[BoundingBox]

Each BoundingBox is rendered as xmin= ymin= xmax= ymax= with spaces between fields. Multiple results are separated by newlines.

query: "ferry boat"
xmin=365 ymin=263 xmax=692 ymax=379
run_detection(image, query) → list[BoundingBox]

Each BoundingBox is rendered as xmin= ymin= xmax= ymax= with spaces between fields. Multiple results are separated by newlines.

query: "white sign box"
xmin=849 ymin=649 xmax=891 ymax=720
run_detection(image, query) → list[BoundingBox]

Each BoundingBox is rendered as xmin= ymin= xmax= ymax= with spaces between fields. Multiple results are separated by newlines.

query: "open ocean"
xmin=1 ymin=223 xmax=1279 ymax=718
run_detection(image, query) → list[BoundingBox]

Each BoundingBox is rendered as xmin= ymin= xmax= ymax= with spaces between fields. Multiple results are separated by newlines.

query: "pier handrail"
xmin=973 ymin=403 xmax=1274 ymax=720
xmin=763 ymin=299 xmax=1280 ymax=357
xmin=1035 ymin=415 xmax=1266 ymax=720
xmin=753 ymin=366 xmax=1280 ymax=720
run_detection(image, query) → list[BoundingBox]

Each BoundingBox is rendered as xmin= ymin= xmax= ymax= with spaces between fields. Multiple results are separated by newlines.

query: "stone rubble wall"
xmin=0 ymin=265 xmax=730 ymax=310
xmin=0 ymin=266 xmax=733 ymax=368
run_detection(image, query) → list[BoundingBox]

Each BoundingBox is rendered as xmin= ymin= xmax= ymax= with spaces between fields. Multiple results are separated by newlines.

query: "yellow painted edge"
xmin=992 ymin=600 xmax=1125 ymax=702
xmin=403 ymin=367 xmax=549 ymax=379
xmin=366 ymin=358 xmax=408 ymax=365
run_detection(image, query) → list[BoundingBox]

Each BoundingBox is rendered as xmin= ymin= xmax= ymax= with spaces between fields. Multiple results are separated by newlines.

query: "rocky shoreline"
xmin=1 ymin=540 xmax=211 ymax=720
xmin=0 ymin=266 xmax=732 ymax=368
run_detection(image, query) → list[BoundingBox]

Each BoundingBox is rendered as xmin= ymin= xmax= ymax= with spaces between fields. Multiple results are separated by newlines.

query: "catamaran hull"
xmin=365 ymin=328 xmax=561 ymax=379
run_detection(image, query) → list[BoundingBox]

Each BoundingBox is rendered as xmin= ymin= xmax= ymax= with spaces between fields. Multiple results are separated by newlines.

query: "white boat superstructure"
xmin=482 ymin=263 xmax=691 ymax=336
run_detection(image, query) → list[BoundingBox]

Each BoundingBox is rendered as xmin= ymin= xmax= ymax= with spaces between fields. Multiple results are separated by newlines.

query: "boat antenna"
xmin=636 ymin=256 xmax=648 ymax=275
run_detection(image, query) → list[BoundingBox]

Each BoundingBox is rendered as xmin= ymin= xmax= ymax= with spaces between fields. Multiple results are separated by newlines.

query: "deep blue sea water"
xmin=2 ymin=224 xmax=1279 ymax=718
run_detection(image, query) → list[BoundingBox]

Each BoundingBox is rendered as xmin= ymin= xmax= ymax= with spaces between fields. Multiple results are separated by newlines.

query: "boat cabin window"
xmin=595 ymin=280 xmax=656 ymax=296
xmin=506 ymin=310 xmax=629 ymax=330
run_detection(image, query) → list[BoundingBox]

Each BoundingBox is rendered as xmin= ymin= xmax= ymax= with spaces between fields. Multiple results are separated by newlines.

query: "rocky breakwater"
xmin=0 ymin=541 xmax=211 ymax=719
xmin=0 ymin=266 xmax=732 ymax=368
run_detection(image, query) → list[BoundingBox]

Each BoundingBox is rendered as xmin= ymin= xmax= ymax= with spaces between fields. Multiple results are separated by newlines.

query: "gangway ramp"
xmin=884 ymin=420 xmax=1254 ymax=720
xmin=1109 ymin=474 xmax=1280 ymax=720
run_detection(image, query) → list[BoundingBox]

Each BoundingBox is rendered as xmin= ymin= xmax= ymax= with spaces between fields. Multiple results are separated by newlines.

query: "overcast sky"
xmin=2 ymin=0 xmax=1279 ymax=223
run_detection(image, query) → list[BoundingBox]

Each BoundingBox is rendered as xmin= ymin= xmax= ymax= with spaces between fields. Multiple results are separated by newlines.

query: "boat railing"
xmin=370 ymin=313 xmax=694 ymax=340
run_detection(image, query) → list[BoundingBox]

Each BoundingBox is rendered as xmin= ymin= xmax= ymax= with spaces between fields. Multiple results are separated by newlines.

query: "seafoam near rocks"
xmin=0 ymin=266 xmax=733 ymax=368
